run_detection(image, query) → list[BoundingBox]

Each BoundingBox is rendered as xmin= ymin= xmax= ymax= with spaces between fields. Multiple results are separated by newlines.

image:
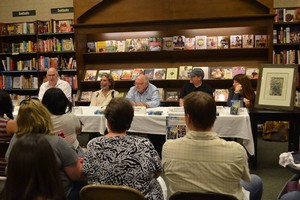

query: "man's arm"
xmin=38 ymin=83 xmax=47 ymax=100
xmin=125 ymin=87 xmax=136 ymax=105
xmin=179 ymin=98 xmax=184 ymax=107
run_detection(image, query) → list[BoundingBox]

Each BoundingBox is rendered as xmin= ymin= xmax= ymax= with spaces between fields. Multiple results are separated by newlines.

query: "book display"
xmin=73 ymin=0 xmax=274 ymax=105
xmin=0 ymin=19 xmax=77 ymax=97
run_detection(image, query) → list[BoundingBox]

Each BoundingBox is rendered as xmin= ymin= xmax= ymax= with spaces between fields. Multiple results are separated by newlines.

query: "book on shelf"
xmin=61 ymin=38 xmax=74 ymax=51
xmin=166 ymin=68 xmax=178 ymax=80
xmin=153 ymin=68 xmax=166 ymax=80
xmin=144 ymin=68 xmax=155 ymax=80
xmin=96 ymin=41 xmax=106 ymax=53
xmin=132 ymin=68 xmax=144 ymax=80
xmin=116 ymin=40 xmax=126 ymax=52
xmin=37 ymin=20 xmax=51 ymax=34
xmin=185 ymin=37 xmax=195 ymax=50
xmin=166 ymin=116 xmax=187 ymax=140
xmin=242 ymin=34 xmax=254 ymax=48
xmin=255 ymin=35 xmax=268 ymax=48
xmin=135 ymin=38 xmax=149 ymax=51
xmin=178 ymin=66 xmax=192 ymax=80
xmin=173 ymin=36 xmax=185 ymax=50
xmin=80 ymin=91 xmax=93 ymax=102
xmin=195 ymin=36 xmax=207 ymax=49
xmin=206 ymin=36 xmax=218 ymax=49
xmin=217 ymin=36 xmax=229 ymax=49
xmin=222 ymin=67 xmax=233 ymax=79
xmin=162 ymin=37 xmax=173 ymax=51
xmin=56 ymin=19 xmax=73 ymax=33
xmin=232 ymin=66 xmax=246 ymax=76
xmin=111 ymin=69 xmax=122 ymax=80
xmin=193 ymin=66 xmax=209 ymax=80
xmin=84 ymin=70 xmax=97 ymax=81
xmin=12 ymin=76 xmax=21 ymax=89
xmin=125 ymin=39 xmax=137 ymax=52
xmin=105 ymin=40 xmax=117 ymax=52
xmin=210 ymin=66 xmax=224 ymax=79
xmin=148 ymin=37 xmax=162 ymax=51
xmin=230 ymin=35 xmax=242 ymax=48
xmin=285 ymin=9 xmax=296 ymax=22
xmin=165 ymin=91 xmax=179 ymax=102
xmin=97 ymin=70 xmax=111 ymax=81
xmin=246 ymin=67 xmax=259 ymax=79
xmin=214 ymin=89 xmax=229 ymax=102
xmin=87 ymin=42 xmax=96 ymax=52
xmin=120 ymin=69 xmax=133 ymax=80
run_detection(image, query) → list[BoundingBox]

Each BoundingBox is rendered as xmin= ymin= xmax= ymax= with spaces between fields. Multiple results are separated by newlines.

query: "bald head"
xmin=134 ymin=74 xmax=149 ymax=93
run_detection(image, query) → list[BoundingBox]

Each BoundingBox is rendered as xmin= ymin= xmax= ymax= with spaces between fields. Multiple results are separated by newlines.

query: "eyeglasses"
xmin=20 ymin=97 xmax=40 ymax=106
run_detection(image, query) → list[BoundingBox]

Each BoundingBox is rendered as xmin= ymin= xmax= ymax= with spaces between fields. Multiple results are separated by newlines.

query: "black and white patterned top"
xmin=83 ymin=135 xmax=163 ymax=200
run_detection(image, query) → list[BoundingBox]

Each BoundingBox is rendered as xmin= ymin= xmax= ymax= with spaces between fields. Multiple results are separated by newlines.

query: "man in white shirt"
xmin=38 ymin=67 xmax=72 ymax=101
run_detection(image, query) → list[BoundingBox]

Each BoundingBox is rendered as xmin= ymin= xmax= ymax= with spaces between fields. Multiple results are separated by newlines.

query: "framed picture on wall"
xmin=255 ymin=64 xmax=298 ymax=110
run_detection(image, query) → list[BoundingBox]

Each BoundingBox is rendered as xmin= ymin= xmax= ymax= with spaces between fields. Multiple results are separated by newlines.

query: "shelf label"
xmin=12 ymin=10 xmax=36 ymax=17
xmin=51 ymin=7 xmax=74 ymax=14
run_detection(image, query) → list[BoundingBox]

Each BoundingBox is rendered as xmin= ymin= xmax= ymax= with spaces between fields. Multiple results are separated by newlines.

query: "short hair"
xmin=0 ymin=90 xmax=14 ymax=119
xmin=104 ymin=98 xmax=134 ymax=132
xmin=42 ymin=88 xmax=72 ymax=115
xmin=184 ymin=91 xmax=216 ymax=130
xmin=16 ymin=99 xmax=53 ymax=137
xmin=1 ymin=134 xmax=66 ymax=200
xmin=101 ymin=73 xmax=115 ymax=90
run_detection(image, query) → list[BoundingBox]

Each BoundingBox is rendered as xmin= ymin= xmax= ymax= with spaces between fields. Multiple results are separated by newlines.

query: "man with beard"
xmin=90 ymin=73 xmax=119 ymax=107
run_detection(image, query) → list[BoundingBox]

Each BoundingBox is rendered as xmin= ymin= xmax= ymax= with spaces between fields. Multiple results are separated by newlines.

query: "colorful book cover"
xmin=84 ymin=70 xmax=97 ymax=81
xmin=144 ymin=68 xmax=155 ymax=80
xmin=193 ymin=66 xmax=209 ymax=80
xmin=105 ymin=40 xmax=117 ymax=52
xmin=232 ymin=66 xmax=246 ymax=76
xmin=178 ymin=66 xmax=192 ymax=80
xmin=206 ymin=36 xmax=218 ymax=49
xmin=125 ymin=39 xmax=137 ymax=52
xmin=166 ymin=68 xmax=178 ymax=80
xmin=166 ymin=116 xmax=187 ymax=139
xmin=230 ymin=35 xmax=242 ymax=48
xmin=162 ymin=37 xmax=174 ymax=51
xmin=185 ymin=37 xmax=196 ymax=50
xmin=57 ymin=20 xmax=73 ymax=33
xmin=135 ymin=38 xmax=149 ymax=51
xmin=173 ymin=36 xmax=185 ymax=50
xmin=148 ymin=37 xmax=162 ymax=51
xmin=97 ymin=70 xmax=111 ymax=81
xmin=120 ymin=69 xmax=133 ymax=80
xmin=255 ymin=35 xmax=268 ymax=48
xmin=242 ymin=34 xmax=254 ymax=48
xmin=131 ymin=68 xmax=144 ymax=80
xmin=246 ymin=67 xmax=259 ymax=79
xmin=116 ymin=40 xmax=126 ymax=52
xmin=80 ymin=91 xmax=93 ymax=102
xmin=210 ymin=66 xmax=224 ymax=79
xmin=214 ymin=89 xmax=229 ymax=102
xmin=153 ymin=68 xmax=166 ymax=80
xmin=217 ymin=36 xmax=229 ymax=49
xmin=222 ymin=67 xmax=233 ymax=79
xmin=195 ymin=35 xmax=207 ymax=49
xmin=96 ymin=41 xmax=106 ymax=53
xmin=111 ymin=69 xmax=122 ymax=80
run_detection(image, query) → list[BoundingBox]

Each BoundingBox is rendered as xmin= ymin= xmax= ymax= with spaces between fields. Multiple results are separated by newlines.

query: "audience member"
xmin=227 ymin=74 xmax=255 ymax=109
xmin=0 ymin=90 xmax=16 ymax=138
xmin=90 ymin=73 xmax=119 ymax=107
xmin=280 ymin=191 xmax=300 ymax=200
xmin=126 ymin=74 xmax=160 ymax=108
xmin=42 ymin=88 xmax=84 ymax=157
xmin=38 ymin=67 xmax=72 ymax=101
xmin=0 ymin=134 xmax=66 ymax=200
xmin=83 ymin=97 xmax=163 ymax=200
xmin=179 ymin=68 xmax=214 ymax=106
xmin=5 ymin=99 xmax=83 ymax=200
xmin=162 ymin=91 xmax=263 ymax=200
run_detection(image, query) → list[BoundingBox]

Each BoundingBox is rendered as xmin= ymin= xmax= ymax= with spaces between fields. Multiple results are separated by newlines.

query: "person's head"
xmin=232 ymin=74 xmax=256 ymax=107
xmin=134 ymin=74 xmax=149 ymax=94
xmin=100 ymin=73 xmax=115 ymax=90
xmin=42 ymin=88 xmax=72 ymax=115
xmin=0 ymin=90 xmax=14 ymax=119
xmin=177 ymin=36 xmax=183 ymax=42
xmin=184 ymin=91 xmax=216 ymax=130
xmin=1 ymin=134 xmax=66 ymax=200
xmin=16 ymin=98 xmax=53 ymax=137
xmin=190 ymin=68 xmax=204 ymax=85
xmin=104 ymin=97 xmax=134 ymax=133
xmin=46 ymin=67 xmax=59 ymax=87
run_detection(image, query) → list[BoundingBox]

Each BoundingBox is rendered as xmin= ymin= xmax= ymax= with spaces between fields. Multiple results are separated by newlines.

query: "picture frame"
xmin=255 ymin=64 xmax=298 ymax=111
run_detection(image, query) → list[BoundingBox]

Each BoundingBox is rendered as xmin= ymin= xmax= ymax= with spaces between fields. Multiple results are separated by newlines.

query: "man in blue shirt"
xmin=126 ymin=74 xmax=160 ymax=108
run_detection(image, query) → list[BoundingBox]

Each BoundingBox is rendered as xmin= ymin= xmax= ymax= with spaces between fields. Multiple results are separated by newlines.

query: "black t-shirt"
xmin=179 ymin=82 xmax=214 ymax=99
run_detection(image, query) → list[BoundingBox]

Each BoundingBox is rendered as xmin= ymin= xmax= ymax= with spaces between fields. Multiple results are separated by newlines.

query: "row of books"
xmin=273 ymin=27 xmax=300 ymax=44
xmin=38 ymin=38 xmax=74 ymax=52
xmin=84 ymin=66 xmax=259 ymax=82
xmin=273 ymin=50 xmax=300 ymax=65
xmin=274 ymin=8 xmax=300 ymax=23
xmin=87 ymin=34 xmax=269 ymax=53
xmin=0 ymin=19 xmax=74 ymax=35
xmin=1 ymin=75 xmax=38 ymax=90
xmin=1 ymin=40 xmax=35 ymax=54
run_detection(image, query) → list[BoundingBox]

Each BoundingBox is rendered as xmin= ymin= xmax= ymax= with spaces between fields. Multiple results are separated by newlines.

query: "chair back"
xmin=80 ymin=184 xmax=146 ymax=200
xmin=169 ymin=192 xmax=238 ymax=200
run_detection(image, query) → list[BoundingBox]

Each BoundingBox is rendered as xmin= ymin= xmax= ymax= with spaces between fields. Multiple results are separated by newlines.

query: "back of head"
xmin=104 ymin=97 xmax=134 ymax=132
xmin=42 ymin=88 xmax=72 ymax=115
xmin=184 ymin=91 xmax=216 ymax=130
xmin=1 ymin=134 xmax=66 ymax=200
xmin=17 ymin=99 xmax=53 ymax=137
xmin=0 ymin=90 xmax=14 ymax=119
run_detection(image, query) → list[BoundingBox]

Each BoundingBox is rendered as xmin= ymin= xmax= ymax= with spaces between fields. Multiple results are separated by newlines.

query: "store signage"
xmin=51 ymin=7 xmax=74 ymax=14
xmin=12 ymin=10 xmax=36 ymax=17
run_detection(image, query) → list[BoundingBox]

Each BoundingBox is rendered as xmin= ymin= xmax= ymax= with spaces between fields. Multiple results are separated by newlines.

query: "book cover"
xmin=285 ymin=9 xmax=296 ymax=22
xmin=222 ymin=67 xmax=233 ymax=79
xmin=242 ymin=34 xmax=254 ymax=48
xmin=80 ymin=91 xmax=93 ymax=102
xmin=214 ymin=89 xmax=229 ymax=102
xmin=210 ymin=66 xmax=224 ymax=79
xmin=255 ymin=35 xmax=268 ymax=48
xmin=195 ymin=36 xmax=207 ymax=49
xmin=96 ymin=41 xmax=106 ymax=53
xmin=12 ymin=76 xmax=21 ymax=89
xmin=230 ymin=35 xmax=242 ymax=48
xmin=125 ymin=39 xmax=137 ymax=52
xmin=185 ymin=37 xmax=196 ymax=50
xmin=37 ymin=20 xmax=50 ymax=34
xmin=131 ymin=68 xmax=144 ymax=80
xmin=173 ymin=36 xmax=185 ymax=50
xmin=232 ymin=66 xmax=246 ymax=76
xmin=57 ymin=20 xmax=73 ymax=33
xmin=217 ymin=36 xmax=229 ymax=49
xmin=165 ymin=91 xmax=179 ymax=101
xmin=135 ymin=38 xmax=149 ymax=51
xmin=87 ymin=42 xmax=96 ymax=52
xmin=144 ymin=69 xmax=155 ymax=80
xmin=153 ymin=68 xmax=166 ymax=80
xmin=105 ymin=40 xmax=117 ymax=52
xmin=246 ymin=67 xmax=259 ymax=79
xmin=97 ymin=70 xmax=111 ymax=81
xmin=178 ymin=66 xmax=192 ymax=79
xmin=166 ymin=116 xmax=187 ymax=139
xmin=162 ymin=37 xmax=174 ymax=51
xmin=120 ymin=69 xmax=133 ymax=80
xmin=193 ymin=66 xmax=209 ymax=80
xmin=84 ymin=70 xmax=97 ymax=81
xmin=111 ymin=69 xmax=122 ymax=80
xmin=148 ymin=37 xmax=162 ymax=51
xmin=166 ymin=68 xmax=178 ymax=80
xmin=207 ymin=36 xmax=218 ymax=49
xmin=116 ymin=40 xmax=126 ymax=52
xmin=61 ymin=38 xmax=74 ymax=51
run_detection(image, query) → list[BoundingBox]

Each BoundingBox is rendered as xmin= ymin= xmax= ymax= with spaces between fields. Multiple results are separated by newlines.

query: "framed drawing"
xmin=255 ymin=64 xmax=298 ymax=110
